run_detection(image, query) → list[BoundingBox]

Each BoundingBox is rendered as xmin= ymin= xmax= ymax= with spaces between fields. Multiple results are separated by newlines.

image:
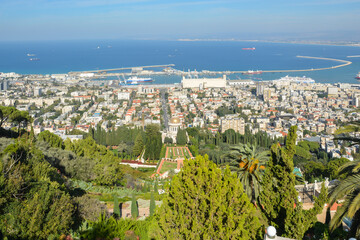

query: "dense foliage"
xmin=223 ymin=143 xmax=269 ymax=203
xmin=0 ymin=106 xmax=32 ymax=131
xmin=80 ymin=215 xmax=152 ymax=240
xmin=144 ymin=124 xmax=162 ymax=160
xmin=0 ymin=140 xmax=75 ymax=239
xmin=329 ymin=160 xmax=360 ymax=238
xmin=259 ymin=126 xmax=327 ymax=239
xmin=153 ymin=155 xmax=262 ymax=239
xmin=186 ymin=126 xmax=283 ymax=164
xmin=91 ymin=125 xmax=144 ymax=147
xmin=38 ymin=130 xmax=64 ymax=149
xmin=176 ymin=128 xmax=187 ymax=145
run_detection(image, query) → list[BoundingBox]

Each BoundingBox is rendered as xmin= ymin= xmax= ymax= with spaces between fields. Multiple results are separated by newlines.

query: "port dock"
xmin=69 ymin=56 xmax=352 ymax=78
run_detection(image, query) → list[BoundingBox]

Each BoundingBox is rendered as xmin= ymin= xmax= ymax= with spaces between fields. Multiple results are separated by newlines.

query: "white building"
xmin=327 ymin=87 xmax=338 ymax=96
xmin=118 ymin=92 xmax=131 ymax=100
xmin=166 ymin=117 xmax=182 ymax=143
xmin=182 ymin=75 xmax=227 ymax=89
xmin=34 ymin=87 xmax=42 ymax=97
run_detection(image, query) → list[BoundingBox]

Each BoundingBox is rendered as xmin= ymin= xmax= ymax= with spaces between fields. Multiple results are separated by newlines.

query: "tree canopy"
xmin=0 ymin=140 xmax=75 ymax=239
xmin=259 ymin=126 xmax=327 ymax=239
xmin=144 ymin=124 xmax=162 ymax=160
xmin=154 ymin=155 xmax=261 ymax=239
xmin=176 ymin=128 xmax=187 ymax=145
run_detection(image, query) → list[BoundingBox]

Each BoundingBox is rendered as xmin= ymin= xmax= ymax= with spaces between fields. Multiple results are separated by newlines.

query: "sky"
xmin=0 ymin=0 xmax=360 ymax=41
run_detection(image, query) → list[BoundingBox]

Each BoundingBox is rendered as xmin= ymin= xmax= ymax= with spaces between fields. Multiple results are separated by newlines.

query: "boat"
xmin=242 ymin=70 xmax=262 ymax=75
xmin=29 ymin=58 xmax=40 ymax=61
xmin=356 ymin=72 xmax=360 ymax=80
xmin=273 ymin=75 xmax=315 ymax=84
xmin=27 ymin=53 xmax=36 ymax=56
xmin=242 ymin=47 xmax=255 ymax=50
xmin=125 ymin=76 xmax=153 ymax=85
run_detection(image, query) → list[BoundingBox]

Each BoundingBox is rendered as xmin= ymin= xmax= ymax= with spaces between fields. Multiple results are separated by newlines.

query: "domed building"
xmin=167 ymin=116 xmax=182 ymax=143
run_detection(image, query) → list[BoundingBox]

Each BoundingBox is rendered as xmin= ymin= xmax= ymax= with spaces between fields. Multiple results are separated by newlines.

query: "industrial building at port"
xmin=181 ymin=75 xmax=255 ymax=89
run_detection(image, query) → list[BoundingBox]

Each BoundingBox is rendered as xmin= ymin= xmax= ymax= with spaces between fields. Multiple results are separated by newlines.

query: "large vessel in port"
xmin=356 ymin=72 xmax=360 ymax=80
xmin=125 ymin=76 xmax=153 ymax=85
xmin=242 ymin=70 xmax=262 ymax=75
xmin=273 ymin=75 xmax=315 ymax=84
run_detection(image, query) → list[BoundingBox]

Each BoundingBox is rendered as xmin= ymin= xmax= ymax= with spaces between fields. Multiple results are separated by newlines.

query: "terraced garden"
xmin=166 ymin=146 xmax=193 ymax=160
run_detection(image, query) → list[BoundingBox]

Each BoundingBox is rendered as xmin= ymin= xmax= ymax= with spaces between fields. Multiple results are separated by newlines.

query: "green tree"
xmin=132 ymin=133 xmax=144 ymax=157
xmin=131 ymin=194 xmax=138 ymax=219
xmin=149 ymin=191 xmax=155 ymax=217
xmin=0 ymin=106 xmax=16 ymax=128
xmin=38 ymin=130 xmax=64 ymax=149
xmin=328 ymin=160 xmax=360 ymax=238
xmin=153 ymin=155 xmax=261 ymax=239
xmin=0 ymin=141 xmax=75 ymax=239
xmin=154 ymin=179 xmax=158 ymax=194
xmin=113 ymin=196 xmax=120 ymax=219
xmin=176 ymin=129 xmax=187 ymax=145
xmin=164 ymin=137 xmax=173 ymax=144
xmin=259 ymin=126 xmax=327 ymax=239
xmin=80 ymin=215 xmax=151 ymax=240
xmin=223 ymin=143 xmax=269 ymax=203
xmin=10 ymin=109 xmax=32 ymax=134
xmin=144 ymin=124 xmax=162 ymax=160
xmin=295 ymin=145 xmax=312 ymax=160
xmin=303 ymin=161 xmax=326 ymax=181
xmin=326 ymin=158 xmax=350 ymax=180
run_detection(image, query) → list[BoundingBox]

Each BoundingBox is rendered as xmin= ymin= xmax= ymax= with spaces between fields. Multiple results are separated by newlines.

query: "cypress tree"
xmin=154 ymin=179 xmax=158 ymax=194
xmin=176 ymin=129 xmax=187 ymax=145
xmin=133 ymin=132 xmax=144 ymax=157
xmin=113 ymin=196 xmax=120 ymax=218
xmin=153 ymin=155 xmax=261 ymax=239
xmin=144 ymin=124 xmax=162 ymax=160
xmin=259 ymin=126 xmax=327 ymax=239
xmin=131 ymin=194 xmax=138 ymax=219
xmin=150 ymin=191 xmax=155 ymax=216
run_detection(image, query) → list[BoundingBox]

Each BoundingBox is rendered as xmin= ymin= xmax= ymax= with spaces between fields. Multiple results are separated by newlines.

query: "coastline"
xmin=177 ymin=38 xmax=360 ymax=48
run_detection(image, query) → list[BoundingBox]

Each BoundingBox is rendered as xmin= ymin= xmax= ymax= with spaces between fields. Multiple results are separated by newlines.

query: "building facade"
xmin=220 ymin=115 xmax=245 ymax=134
xmin=182 ymin=75 xmax=227 ymax=89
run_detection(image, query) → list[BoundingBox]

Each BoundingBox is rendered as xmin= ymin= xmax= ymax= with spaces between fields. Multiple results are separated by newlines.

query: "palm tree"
xmin=329 ymin=121 xmax=360 ymax=238
xmin=223 ymin=143 xmax=269 ymax=203
xmin=328 ymin=160 xmax=360 ymax=238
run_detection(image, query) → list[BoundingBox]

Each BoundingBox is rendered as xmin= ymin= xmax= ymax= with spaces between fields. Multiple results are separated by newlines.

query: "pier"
xmin=261 ymin=56 xmax=352 ymax=73
xmin=69 ymin=56 xmax=352 ymax=78
xmin=199 ymin=56 xmax=352 ymax=74
xmin=69 ymin=64 xmax=175 ymax=74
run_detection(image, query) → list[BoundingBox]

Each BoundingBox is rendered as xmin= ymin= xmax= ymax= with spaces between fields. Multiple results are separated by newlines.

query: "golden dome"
xmin=170 ymin=117 xmax=181 ymax=124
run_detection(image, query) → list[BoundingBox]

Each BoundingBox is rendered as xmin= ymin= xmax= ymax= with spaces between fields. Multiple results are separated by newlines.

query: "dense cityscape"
xmin=0 ymin=69 xmax=359 ymax=239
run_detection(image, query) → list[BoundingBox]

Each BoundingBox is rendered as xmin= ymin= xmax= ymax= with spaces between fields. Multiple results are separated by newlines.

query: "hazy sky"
xmin=1 ymin=0 xmax=359 ymax=41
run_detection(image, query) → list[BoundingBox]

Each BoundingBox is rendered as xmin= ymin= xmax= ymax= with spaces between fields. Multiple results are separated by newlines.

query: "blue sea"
xmin=0 ymin=40 xmax=360 ymax=84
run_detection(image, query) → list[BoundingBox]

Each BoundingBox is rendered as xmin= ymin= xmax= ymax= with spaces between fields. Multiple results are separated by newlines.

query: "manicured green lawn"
xmin=159 ymin=161 xmax=178 ymax=174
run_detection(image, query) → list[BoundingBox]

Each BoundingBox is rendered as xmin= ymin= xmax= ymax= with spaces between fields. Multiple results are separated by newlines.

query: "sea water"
xmin=0 ymin=40 xmax=359 ymax=84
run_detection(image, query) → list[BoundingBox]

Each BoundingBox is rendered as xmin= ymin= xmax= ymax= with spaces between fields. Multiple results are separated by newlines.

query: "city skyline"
xmin=1 ymin=0 xmax=360 ymax=41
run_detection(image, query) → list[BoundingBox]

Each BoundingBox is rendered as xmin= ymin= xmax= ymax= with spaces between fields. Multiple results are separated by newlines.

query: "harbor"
xmin=68 ymin=55 xmax=353 ymax=81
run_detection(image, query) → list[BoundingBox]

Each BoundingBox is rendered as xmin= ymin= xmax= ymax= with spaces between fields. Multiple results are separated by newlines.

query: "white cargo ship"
xmin=273 ymin=75 xmax=315 ymax=84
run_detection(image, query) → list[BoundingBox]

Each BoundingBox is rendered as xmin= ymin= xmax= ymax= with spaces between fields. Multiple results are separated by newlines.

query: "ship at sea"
xmin=242 ymin=70 xmax=262 ymax=75
xmin=27 ymin=53 xmax=36 ymax=56
xmin=29 ymin=58 xmax=40 ymax=61
xmin=242 ymin=47 xmax=255 ymax=50
xmin=356 ymin=72 xmax=360 ymax=80
xmin=125 ymin=76 xmax=153 ymax=85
